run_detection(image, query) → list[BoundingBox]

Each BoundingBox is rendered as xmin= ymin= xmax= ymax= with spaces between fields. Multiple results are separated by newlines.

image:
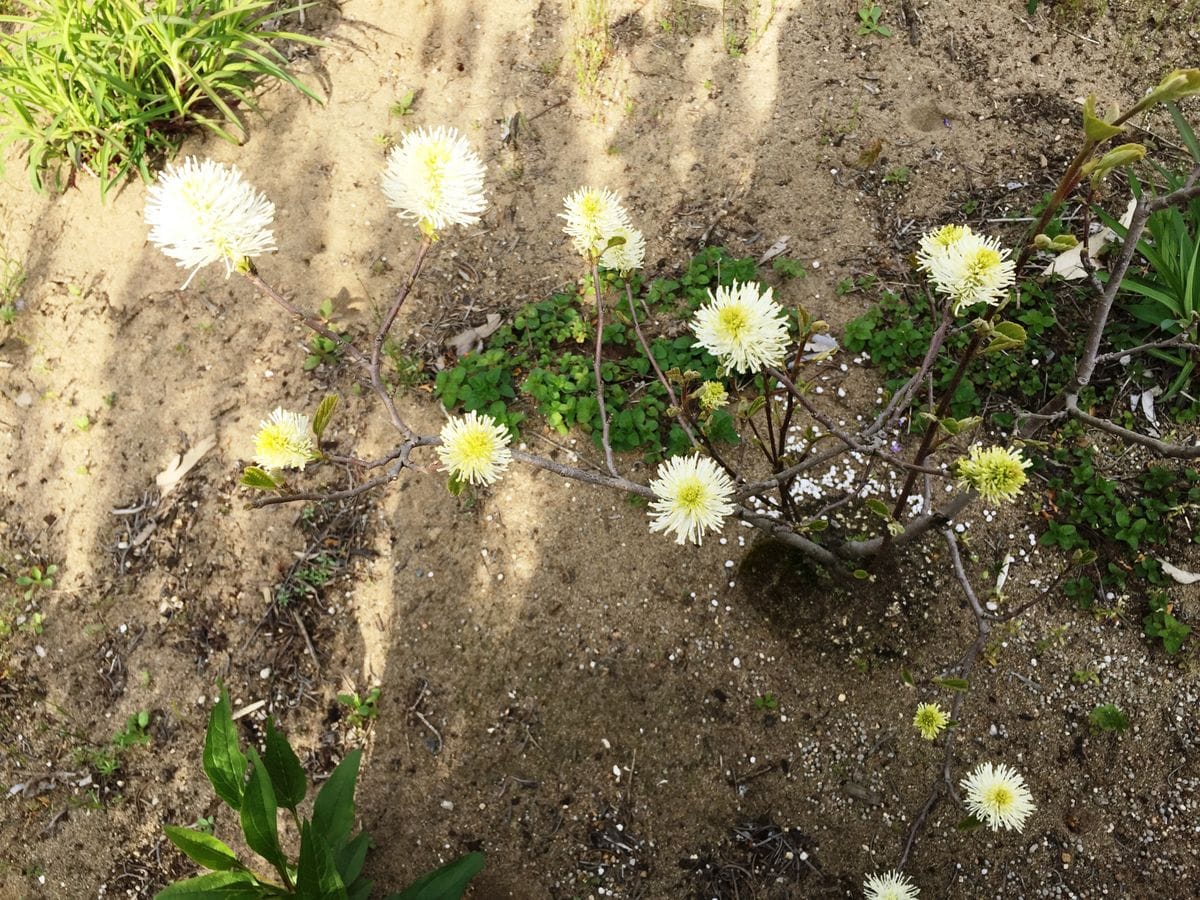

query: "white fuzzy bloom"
xmin=863 ymin=870 xmax=920 ymax=900
xmin=599 ymin=223 xmax=646 ymax=273
xmin=561 ymin=187 xmax=632 ymax=259
xmin=253 ymin=408 xmax=315 ymax=472
xmin=382 ymin=126 xmax=487 ymax=234
xmin=691 ymin=281 xmax=790 ymax=374
xmin=648 ymin=455 xmax=735 ymax=546
xmin=145 ymin=157 xmax=275 ymax=287
xmin=924 ymin=229 xmax=1016 ymax=314
xmin=436 ymin=411 xmax=513 ymax=486
xmin=915 ymin=223 xmax=972 ymax=274
xmin=961 ymin=762 xmax=1036 ymax=832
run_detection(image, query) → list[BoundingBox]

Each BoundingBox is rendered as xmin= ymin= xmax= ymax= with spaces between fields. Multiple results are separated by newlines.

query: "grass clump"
xmin=0 ymin=0 xmax=320 ymax=198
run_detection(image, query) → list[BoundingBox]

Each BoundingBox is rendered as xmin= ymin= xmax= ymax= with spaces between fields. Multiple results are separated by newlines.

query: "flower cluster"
xmin=253 ymin=408 xmax=316 ymax=472
xmin=913 ymin=702 xmax=949 ymax=741
xmin=145 ymin=157 xmax=276 ymax=287
xmin=917 ymin=224 xmax=1015 ymax=314
xmin=691 ymin=282 xmax=790 ymax=375
xmin=863 ymin=869 xmax=920 ymax=900
xmin=436 ymin=411 xmax=513 ymax=486
xmin=961 ymin=761 xmax=1036 ymax=831
xmin=382 ymin=126 xmax=487 ymax=235
xmin=956 ymin=445 xmax=1030 ymax=505
xmin=648 ymin=455 xmax=735 ymax=545
xmin=561 ymin=187 xmax=645 ymax=271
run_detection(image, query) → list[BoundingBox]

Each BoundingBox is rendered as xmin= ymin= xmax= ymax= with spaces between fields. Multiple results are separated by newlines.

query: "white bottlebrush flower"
xmin=436 ymin=411 xmax=513 ymax=486
xmin=915 ymin=223 xmax=972 ymax=274
xmin=691 ymin=281 xmax=790 ymax=374
xmin=599 ymin=223 xmax=646 ymax=273
xmin=561 ymin=186 xmax=632 ymax=259
xmin=863 ymin=869 xmax=920 ymax=900
xmin=253 ymin=408 xmax=315 ymax=472
xmin=925 ymin=230 xmax=1016 ymax=314
xmin=145 ymin=157 xmax=276 ymax=287
xmin=382 ymin=126 xmax=487 ymax=234
xmin=961 ymin=762 xmax=1036 ymax=832
xmin=648 ymin=454 xmax=735 ymax=546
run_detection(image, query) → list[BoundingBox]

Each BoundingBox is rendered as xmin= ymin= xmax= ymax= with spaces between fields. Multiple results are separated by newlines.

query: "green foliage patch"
xmin=0 ymin=0 xmax=320 ymax=198
xmin=435 ymin=246 xmax=767 ymax=460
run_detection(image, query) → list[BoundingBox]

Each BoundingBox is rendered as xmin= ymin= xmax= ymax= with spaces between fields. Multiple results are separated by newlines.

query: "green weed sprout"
xmin=158 ymin=688 xmax=484 ymax=898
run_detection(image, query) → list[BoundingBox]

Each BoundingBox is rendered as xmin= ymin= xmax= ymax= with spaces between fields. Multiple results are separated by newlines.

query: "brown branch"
xmin=243 ymin=270 xmax=366 ymax=366
xmin=590 ymin=262 xmax=619 ymax=477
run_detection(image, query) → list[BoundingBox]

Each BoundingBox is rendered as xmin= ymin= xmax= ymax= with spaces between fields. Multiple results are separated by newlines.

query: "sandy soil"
xmin=2 ymin=0 xmax=1199 ymax=897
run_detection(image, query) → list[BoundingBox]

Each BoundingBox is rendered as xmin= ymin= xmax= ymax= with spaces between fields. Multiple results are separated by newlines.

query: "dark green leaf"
xmin=388 ymin=852 xmax=486 ymax=900
xmin=296 ymin=821 xmax=348 ymax=900
xmin=263 ymin=718 xmax=307 ymax=812
xmin=312 ymin=750 xmax=361 ymax=851
xmin=335 ymin=832 xmax=372 ymax=887
xmin=203 ymin=689 xmax=247 ymax=811
xmin=163 ymin=825 xmax=241 ymax=872
xmin=240 ymin=749 xmax=286 ymax=878
xmin=154 ymin=870 xmax=261 ymax=899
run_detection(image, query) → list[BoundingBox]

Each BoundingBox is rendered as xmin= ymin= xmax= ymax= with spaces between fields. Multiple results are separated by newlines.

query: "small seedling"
xmin=754 ymin=693 xmax=779 ymax=711
xmin=1070 ymin=669 xmax=1100 ymax=686
xmin=1144 ymin=590 xmax=1190 ymax=655
xmin=87 ymin=709 xmax=151 ymax=776
xmin=883 ymin=165 xmax=910 ymax=185
xmin=856 ymin=4 xmax=892 ymax=37
xmin=15 ymin=564 xmax=56 ymax=600
xmin=156 ymin=688 xmax=484 ymax=898
xmin=337 ymin=687 xmax=381 ymax=728
xmin=390 ymin=89 xmax=417 ymax=117
xmin=1088 ymin=703 xmax=1130 ymax=733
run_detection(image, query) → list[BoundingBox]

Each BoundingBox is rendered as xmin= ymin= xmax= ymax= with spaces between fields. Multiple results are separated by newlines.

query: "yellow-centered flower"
xmin=253 ymin=408 xmax=315 ymax=472
xmin=961 ymin=761 xmax=1036 ymax=832
xmin=648 ymin=455 xmax=735 ymax=546
xmin=691 ymin=282 xmax=790 ymax=375
xmin=436 ymin=411 xmax=513 ymax=486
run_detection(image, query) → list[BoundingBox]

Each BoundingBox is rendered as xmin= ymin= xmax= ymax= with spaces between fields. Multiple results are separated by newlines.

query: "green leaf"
xmin=955 ymin=814 xmax=985 ymax=832
xmin=1082 ymin=95 xmax=1123 ymax=142
xmin=296 ymin=821 xmax=349 ymax=900
xmin=154 ymin=870 xmax=261 ymax=899
xmin=865 ymin=498 xmax=891 ymax=519
xmin=241 ymin=466 xmax=281 ymax=490
xmin=389 ymin=852 xmax=486 ymax=900
xmin=163 ymin=825 xmax=242 ymax=873
xmin=983 ymin=321 xmax=1027 ymax=355
xmin=312 ymin=395 xmax=338 ymax=439
xmin=240 ymin=749 xmax=287 ymax=879
xmin=312 ymin=749 xmax=362 ymax=851
xmin=335 ymin=832 xmax=372 ymax=887
xmin=263 ymin=718 xmax=307 ymax=812
xmin=900 ymin=668 xmax=915 ymax=687
xmin=203 ymin=689 xmax=247 ymax=811
xmin=933 ymin=676 xmax=970 ymax=692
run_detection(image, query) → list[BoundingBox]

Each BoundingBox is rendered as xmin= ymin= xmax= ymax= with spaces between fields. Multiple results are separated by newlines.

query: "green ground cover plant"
xmin=0 ymin=0 xmax=319 ymax=198
xmin=433 ymin=246 xmax=779 ymax=460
